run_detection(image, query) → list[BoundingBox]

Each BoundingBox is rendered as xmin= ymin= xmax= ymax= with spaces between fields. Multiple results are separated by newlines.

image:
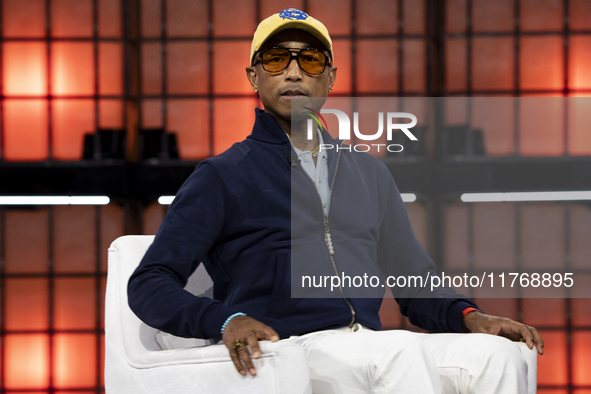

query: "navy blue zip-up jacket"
xmin=128 ymin=108 xmax=478 ymax=340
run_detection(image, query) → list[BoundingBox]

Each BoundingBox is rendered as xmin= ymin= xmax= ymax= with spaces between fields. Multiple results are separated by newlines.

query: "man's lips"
xmin=280 ymin=90 xmax=307 ymax=99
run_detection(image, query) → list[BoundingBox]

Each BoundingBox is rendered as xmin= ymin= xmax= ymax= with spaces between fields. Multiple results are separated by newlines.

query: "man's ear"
xmin=246 ymin=66 xmax=258 ymax=92
xmin=328 ymin=66 xmax=337 ymax=92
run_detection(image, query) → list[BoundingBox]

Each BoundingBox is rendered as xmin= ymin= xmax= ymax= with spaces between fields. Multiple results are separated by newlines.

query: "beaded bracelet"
xmin=220 ymin=312 xmax=246 ymax=334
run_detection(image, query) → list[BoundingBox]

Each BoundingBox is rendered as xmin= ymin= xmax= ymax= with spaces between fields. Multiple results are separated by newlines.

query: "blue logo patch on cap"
xmin=279 ymin=8 xmax=308 ymax=20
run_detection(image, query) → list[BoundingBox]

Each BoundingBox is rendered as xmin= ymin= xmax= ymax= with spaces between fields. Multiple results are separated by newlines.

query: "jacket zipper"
xmin=297 ymin=140 xmax=356 ymax=326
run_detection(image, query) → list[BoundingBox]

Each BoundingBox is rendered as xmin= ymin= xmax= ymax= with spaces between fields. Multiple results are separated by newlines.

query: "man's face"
xmin=246 ymin=29 xmax=337 ymax=125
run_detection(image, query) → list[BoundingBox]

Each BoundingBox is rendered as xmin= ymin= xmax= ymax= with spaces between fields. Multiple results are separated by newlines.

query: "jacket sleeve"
xmin=127 ymin=162 xmax=239 ymax=340
xmin=376 ymin=169 xmax=479 ymax=333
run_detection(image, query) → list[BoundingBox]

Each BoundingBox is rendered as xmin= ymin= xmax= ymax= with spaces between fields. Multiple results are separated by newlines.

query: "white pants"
xmin=287 ymin=324 xmax=529 ymax=394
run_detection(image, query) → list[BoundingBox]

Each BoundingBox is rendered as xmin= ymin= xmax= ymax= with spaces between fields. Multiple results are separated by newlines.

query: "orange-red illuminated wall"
xmin=2 ymin=0 xmax=589 ymax=162
xmin=1 ymin=205 xmax=123 ymax=391
xmin=1 ymin=0 xmax=123 ymax=161
xmin=1 ymin=0 xmax=591 ymax=393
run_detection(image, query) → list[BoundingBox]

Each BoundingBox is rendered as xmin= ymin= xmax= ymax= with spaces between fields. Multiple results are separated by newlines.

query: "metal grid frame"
xmin=0 ymin=205 xmax=109 ymax=393
xmin=134 ymin=0 xmax=432 ymax=160
xmin=0 ymin=0 xmax=127 ymax=162
xmin=0 ymin=0 xmax=588 ymax=161
xmin=0 ymin=0 xmax=123 ymax=390
xmin=443 ymin=199 xmax=591 ymax=392
xmin=444 ymin=0 xmax=591 ymax=97
xmin=437 ymin=4 xmax=589 ymax=389
xmin=441 ymin=0 xmax=589 ymax=158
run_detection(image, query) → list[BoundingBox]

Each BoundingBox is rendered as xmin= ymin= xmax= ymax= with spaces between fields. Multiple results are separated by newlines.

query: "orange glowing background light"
xmin=570 ymin=36 xmax=591 ymax=91
xmin=54 ymin=334 xmax=97 ymax=388
xmin=3 ymin=99 xmax=49 ymax=161
xmin=2 ymin=42 xmax=98 ymax=161
xmin=4 ymin=335 xmax=50 ymax=389
xmin=2 ymin=42 xmax=49 ymax=160
xmin=0 ymin=39 xmax=128 ymax=161
xmin=0 ymin=1 xmax=124 ymax=162
xmin=2 ymin=205 xmax=122 ymax=392
xmin=51 ymin=43 xmax=94 ymax=96
xmin=3 ymin=42 xmax=47 ymax=96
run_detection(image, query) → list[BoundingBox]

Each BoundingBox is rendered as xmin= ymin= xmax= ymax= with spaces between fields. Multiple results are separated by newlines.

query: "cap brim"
xmin=251 ymin=22 xmax=333 ymax=65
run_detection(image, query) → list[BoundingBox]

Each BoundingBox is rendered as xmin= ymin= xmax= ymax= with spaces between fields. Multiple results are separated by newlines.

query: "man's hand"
xmin=464 ymin=311 xmax=544 ymax=355
xmin=221 ymin=315 xmax=280 ymax=376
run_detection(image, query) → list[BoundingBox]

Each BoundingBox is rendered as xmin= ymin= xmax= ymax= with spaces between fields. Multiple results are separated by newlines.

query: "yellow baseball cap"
xmin=250 ymin=8 xmax=333 ymax=65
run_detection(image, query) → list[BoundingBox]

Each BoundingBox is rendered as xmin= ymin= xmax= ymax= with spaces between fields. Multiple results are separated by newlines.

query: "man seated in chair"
xmin=128 ymin=9 xmax=543 ymax=394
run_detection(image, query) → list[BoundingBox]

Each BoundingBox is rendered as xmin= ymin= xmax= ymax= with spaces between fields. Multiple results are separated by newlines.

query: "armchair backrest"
xmin=106 ymin=235 xmax=214 ymax=367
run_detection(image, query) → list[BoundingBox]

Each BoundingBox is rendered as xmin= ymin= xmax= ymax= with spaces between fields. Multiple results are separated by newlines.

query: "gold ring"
xmin=519 ymin=338 xmax=526 ymax=342
xmin=233 ymin=339 xmax=246 ymax=352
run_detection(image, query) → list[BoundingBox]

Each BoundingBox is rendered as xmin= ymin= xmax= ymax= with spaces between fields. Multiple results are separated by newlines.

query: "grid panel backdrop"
xmin=0 ymin=0 xmax=590 ymax=393
xmin=0 ymin=0 xmax=125 ymax=161
xmin=1 ymin=204 xmax=124 ymax=392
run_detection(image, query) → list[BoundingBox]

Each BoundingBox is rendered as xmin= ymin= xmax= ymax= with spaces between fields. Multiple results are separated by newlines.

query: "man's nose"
xmin=284 ymin=56 xmax=303 ymax=81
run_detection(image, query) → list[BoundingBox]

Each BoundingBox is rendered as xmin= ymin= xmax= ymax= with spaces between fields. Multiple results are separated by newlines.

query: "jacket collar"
xmin=247 ymin=107 xmax=345 ymax=167
xmin=247 ymin=107 xmax=343 ymax=146
xmin=247 ymin=108 xmax=290 ymax=145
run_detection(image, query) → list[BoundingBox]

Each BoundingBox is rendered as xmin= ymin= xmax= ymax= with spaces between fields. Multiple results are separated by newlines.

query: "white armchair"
xmin=518 ymin=337 xmax=538 ymax=393
xmin=105 ymin=235 xmax=536 ymax=394
xmin=105 ymin=235 xmax=312 ymax=394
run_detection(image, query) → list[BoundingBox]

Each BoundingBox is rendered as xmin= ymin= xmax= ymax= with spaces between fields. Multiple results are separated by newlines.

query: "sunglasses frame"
xmin=253 ymin=47 xmax=332 ymax=75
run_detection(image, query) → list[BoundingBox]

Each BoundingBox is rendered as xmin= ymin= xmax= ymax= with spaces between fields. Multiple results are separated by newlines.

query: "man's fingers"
xmin=518 ymin=324 xmax=545 ymax=355
xmin=229 ymin=351 xmax=247 ymax=376
xmin=237 ymin=337 xmax=257 ymax=375
xmin=258 ymin=326 xmax=280 ymax=342
xmin=518 ymin=325 xmax=535 ymax=349
xmin=528 ymin=326 xmax=544 ymax=355
xmin=221 ymin=317 xmax=281 ymax=376
xmin=498 ymin=321 xmax=522 ymax=341
xmin=247 ymin=332 xmax=262 ymax=360
xmin=473 ymin=314 xmax=544 ymax=356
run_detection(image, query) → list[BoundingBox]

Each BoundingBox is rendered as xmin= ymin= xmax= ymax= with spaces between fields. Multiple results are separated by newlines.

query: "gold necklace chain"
xmin=284 ymin=131 xmax=320 ymax=158
xmin=311 ymin=144 xmax=320 ymax=157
